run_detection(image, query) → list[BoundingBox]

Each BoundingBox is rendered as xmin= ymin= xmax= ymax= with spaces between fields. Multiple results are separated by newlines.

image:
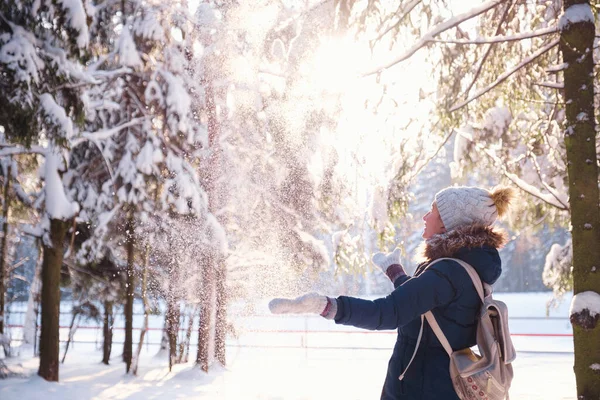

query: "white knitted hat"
xmin=434 ymin=186 xmax=502 ymax=231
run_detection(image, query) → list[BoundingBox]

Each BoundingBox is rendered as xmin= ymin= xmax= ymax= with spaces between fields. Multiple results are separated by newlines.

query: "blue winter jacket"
xmin=333 ymin=225 xmax=506 ymax=400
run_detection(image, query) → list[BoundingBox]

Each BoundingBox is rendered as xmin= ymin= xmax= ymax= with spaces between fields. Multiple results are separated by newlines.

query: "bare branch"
xmin=455 ymin=130 xmax=569 ymax=210
xmin=540 ymin=99 xmax=567 ymax=167
xmin=431 ymin=25 xmax=557 ymax=45
xmin=371 ymin=0 xmax=422 ymax=44
xmin=511 ymin=96 xmax=559 ymax=105
xmin=546 ymin=62 xmax=568 ymax=73
xmin=11 ymin=274 xmax=29 ymax=283
xmin=48 ymin=81 xmax=97 ymax=93
xmin=86 ymin=137 xmax=116 ymax=184
xmin=526 ymin=103 xmax=569 ymax=210
xmin=464 ymin=1 xmax=514 ymax=98
xmin=405 ymin=126 xmax=454 ymax=183
xmin=503 ymin=170 xmax=568 ymax=211
xmin=90 ymin=66 xmax=133 ymax=80
xmin=0 ymin=145 xmax=46 ymax=157
xmin=533 ymin=81 xmax=564 ymax=89
xmin=62 ymin=259 xmax=108 ymax=284
xmin=257 ymin=69 xmax=287 ymax=79
xmin=71 ymin=117 xmax=146 ymax=146
xmin=362 ymin=0 xmax=505 ymax=76
xmin=124 ymin=84 xmax=149 ymax=116
xmin=449 ymin=38 xmax=560 ymax=112
xmin=8 ymin=257 xmax=30 ymax=272
xmin=529 ymin=151 xmax=569 ymax=209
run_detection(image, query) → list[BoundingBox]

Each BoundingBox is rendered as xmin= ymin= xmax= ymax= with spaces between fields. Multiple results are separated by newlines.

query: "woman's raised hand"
xmin=371 ymin=248 xmax=407 ymax=282
xmin=371 ymin=248 xmax=402 ymax=272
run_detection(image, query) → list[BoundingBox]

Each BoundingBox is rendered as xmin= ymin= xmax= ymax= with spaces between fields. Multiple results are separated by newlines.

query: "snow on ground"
xmin=0 ymin=292 xmax=577 ymax=399
xmin=0 ymin=346 xmax=576 ymax=400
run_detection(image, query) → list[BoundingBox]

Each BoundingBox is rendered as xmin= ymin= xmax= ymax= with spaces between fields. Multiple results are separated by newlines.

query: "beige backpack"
xmin=399 ymin=258 xmax=516 ymax=400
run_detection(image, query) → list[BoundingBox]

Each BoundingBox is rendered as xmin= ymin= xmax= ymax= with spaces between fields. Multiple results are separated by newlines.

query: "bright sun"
xmin=302 ymin=34 xmax=432 ymax=192
xmin=307 ymin=36 xmax=366 ymax=94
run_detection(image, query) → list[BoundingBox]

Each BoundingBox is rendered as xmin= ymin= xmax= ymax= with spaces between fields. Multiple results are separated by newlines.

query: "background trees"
xmin=0 ymin=0 xmax=597 ymax=396
xmin=0 ymin=0 xmax=90 ymax=381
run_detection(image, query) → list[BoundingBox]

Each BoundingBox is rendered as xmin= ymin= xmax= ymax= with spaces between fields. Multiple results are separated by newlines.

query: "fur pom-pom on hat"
xmin=490 ymin=186 xmax=515 ymax=217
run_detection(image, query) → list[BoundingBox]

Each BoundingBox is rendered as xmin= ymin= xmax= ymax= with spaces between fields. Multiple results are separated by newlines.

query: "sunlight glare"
xmin=308 ymin=36 xmax=365 ymax=94
xmin=301 ymin=32 xmax=435 ymax=215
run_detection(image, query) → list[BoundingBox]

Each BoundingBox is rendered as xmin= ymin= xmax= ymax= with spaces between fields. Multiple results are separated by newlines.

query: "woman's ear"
xmin=439 ymin=216 xmax=446 ymax=233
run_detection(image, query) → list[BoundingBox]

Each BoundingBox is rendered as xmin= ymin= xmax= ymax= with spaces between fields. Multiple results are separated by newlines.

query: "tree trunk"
xmin=23 ymin=239 xmax=42 ymax=352
xmin=167 ymin=302 xmax=179 ymax=371
xmin=158 ymin=312 xmax=169 ymax=356
xmin=61 ymin=309 xmax=79 ymax=363
xmin=0 ymin=164 xmax=11 ymax=337
xmin=180 ymin=306 xmax=196 ymax=364
xmin=123 ymin=214 xmax=135 ymax=373
xmin=196 ymin=81 xmax=222 ymax=372
xmin=196 ymin=256 xmax=214 ymax=372
xmin=132 ymin=243 xmax=149 ymax=375
xmin=38 ymin=218 xmax=68 ymax=382
xmin=177 ymin=310 xmax=187 ymax=364
xmin=102 ymin=300 xmax=113 ymax=365
xmin=214 ymin=262 xmax=227 ymax=366
xmin=560 ymin=2 xmax=600 ymax=398
xmin=166 ymin=259 xmax=180 ymax=372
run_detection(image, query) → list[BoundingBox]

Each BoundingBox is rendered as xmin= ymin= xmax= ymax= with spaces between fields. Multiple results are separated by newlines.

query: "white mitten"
xmin=371 ymin=248 xmax=402 ymax=272
xmin=269 ymin=292 xmax=336 ymax=318
xmin=371 ymin=248 xmax=407 ymax=282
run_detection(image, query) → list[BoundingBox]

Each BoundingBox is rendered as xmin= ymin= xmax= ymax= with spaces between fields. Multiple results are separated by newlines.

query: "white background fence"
xmin=3 ymin=292 xmax=575 ymax=354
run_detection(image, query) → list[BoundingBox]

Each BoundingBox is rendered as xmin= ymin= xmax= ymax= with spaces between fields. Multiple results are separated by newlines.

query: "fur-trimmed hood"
xmin=417 ymin=223 xmax=508 ymax=284
xmin=422 ymin=224 xmax=508 ymax=261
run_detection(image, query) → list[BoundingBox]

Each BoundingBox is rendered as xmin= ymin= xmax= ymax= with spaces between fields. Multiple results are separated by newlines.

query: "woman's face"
xmin=422 ymin=202 xmax=446 ymax=239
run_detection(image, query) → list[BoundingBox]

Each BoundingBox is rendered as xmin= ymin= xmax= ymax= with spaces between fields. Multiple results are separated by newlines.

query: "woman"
xmin=269 ymin=185 xmax=515 ymax=400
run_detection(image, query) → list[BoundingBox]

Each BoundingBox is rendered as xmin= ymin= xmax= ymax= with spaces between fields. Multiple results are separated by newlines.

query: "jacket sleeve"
xmin=393 ymin=274 xmax=410 ymax=289
xmin=392 ymin=261 xmax=427 ymax=288
xmin=334 ymin=260 xmax=465 ymax=330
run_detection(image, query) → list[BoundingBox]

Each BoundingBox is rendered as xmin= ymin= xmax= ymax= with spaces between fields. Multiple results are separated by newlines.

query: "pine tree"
xmin=0 ymin=0 xmax=92 ymax=381
xmin=76 ymin=0 xmax=212 ymax=373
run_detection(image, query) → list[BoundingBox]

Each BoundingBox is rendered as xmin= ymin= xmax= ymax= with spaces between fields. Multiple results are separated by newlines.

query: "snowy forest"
xmin=0 ymin=0 xmax=599 ymax=399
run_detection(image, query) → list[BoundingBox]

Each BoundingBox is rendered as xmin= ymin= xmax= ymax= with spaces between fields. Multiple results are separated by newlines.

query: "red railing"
xmin=5 ymin=324 xmax=574 ymax=337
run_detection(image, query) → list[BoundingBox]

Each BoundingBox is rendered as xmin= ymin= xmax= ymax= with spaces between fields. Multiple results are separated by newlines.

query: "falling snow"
xmin=0 ymin=0 xmax=596 ymax=398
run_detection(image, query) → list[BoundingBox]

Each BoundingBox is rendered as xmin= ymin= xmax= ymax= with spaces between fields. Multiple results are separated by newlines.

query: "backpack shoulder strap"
xmin=400 ymin=258 xmax=488 ymax=368
xmin=398 ymin=314 xmax=425 ymax=381
xmin=424 ymin=311 xmax=453 ymax=356
xmin=397 ymin=257 xmax=457 ymax=380
xmin=436 ymin=257 xmax=488 ymax=302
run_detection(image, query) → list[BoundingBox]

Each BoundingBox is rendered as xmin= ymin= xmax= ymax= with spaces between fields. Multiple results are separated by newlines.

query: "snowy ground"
xmin=0 ymin=292 xmax=577 ymax=399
